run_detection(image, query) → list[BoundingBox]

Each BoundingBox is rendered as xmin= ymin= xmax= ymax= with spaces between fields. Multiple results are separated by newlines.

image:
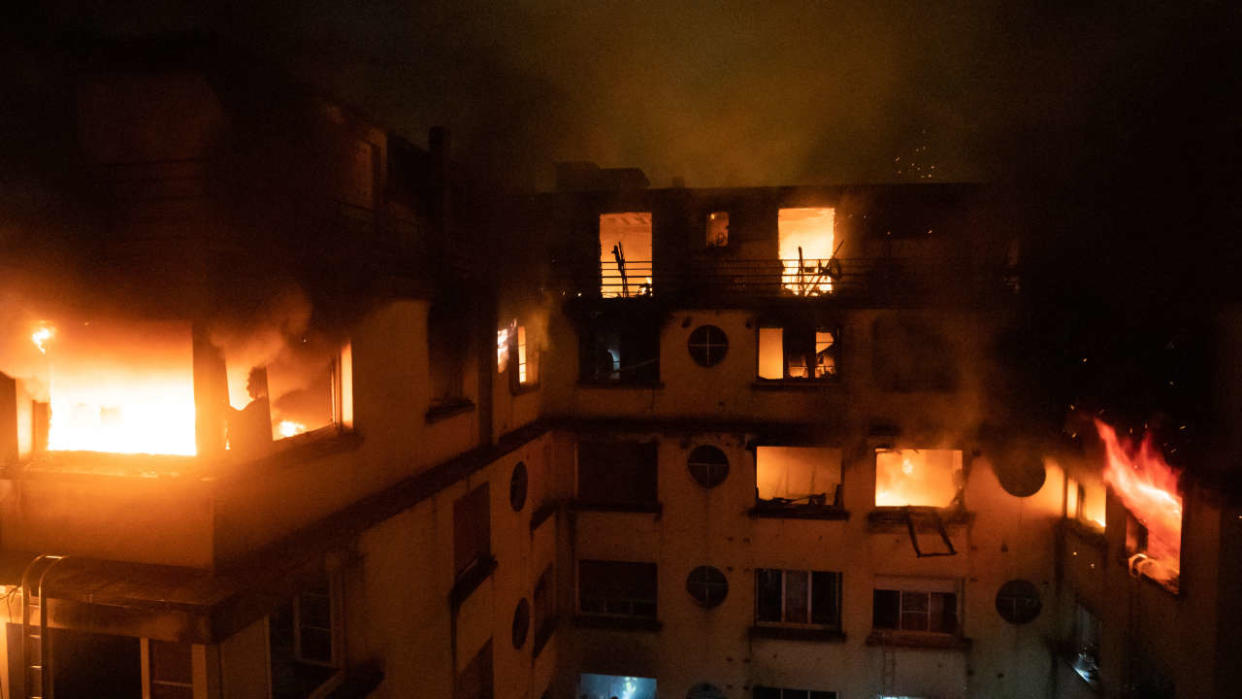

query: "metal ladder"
xmin=20 ymin=554 xmax=66 ymax=699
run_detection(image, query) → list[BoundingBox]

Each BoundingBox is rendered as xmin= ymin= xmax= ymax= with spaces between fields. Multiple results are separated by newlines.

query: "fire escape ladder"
xmin=20 ymin=554 xmax=67 ymax=699
xmin=903 ymin=506 xmax=957 ymax=558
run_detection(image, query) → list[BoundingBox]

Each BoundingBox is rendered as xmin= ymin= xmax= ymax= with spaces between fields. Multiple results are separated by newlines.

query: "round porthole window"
xmin=509 ymin=461 xmax=528 ymax=512
xmin=687 ymin=445 xmax=729 ymax=489
xmin=685 ymin=566 xmax=728 ymax=608
xmin=688 ymin=325 xmax=728 ymax=367
xmin=995 ymin=579 xmax=1042 ymax=624
xmin=512 ymin=598 xmax=531 ymax=648
xmin=995 ymin=454 xmax=1047 ymax=498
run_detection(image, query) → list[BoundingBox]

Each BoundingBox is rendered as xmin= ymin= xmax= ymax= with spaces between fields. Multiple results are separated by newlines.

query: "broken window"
xmin=1065 ymin=475 xmax=1106 ymax=530
xmin=757 ymin=325 xmax=838 ymax=381
xmin=872 ymin=579 xmax=959 ymax=635
xmin=577 ymin=440 xmax=658 ymax=507
xmin=755 ymin=569 xmax=841 ymax=628
xmin=755 ymin=446 xmax=842 ymax=510
xmin=874 ymin=449 xmax=963 ymax=508
xmin=1070 ymin=603 xmax=1101 ymax=686
xmin=429 ymin=303 xmax=470 ymax=409
xmin=263 ymin=341 xmax=353 ymax=441
xmin=706 ymin=211 xmax=729 ymax=247
xmin=579 ymin=320 xmax=659 ymax=384
xmin=578 ymin=560 xmax=657 ymax=619
xmin=454 ymin=484 xmax=491 ymax=579
xmin=269 ymin=573 xmax=340 ymax=698
xmin=599 ymin=212 xmax=653 ymax=297
xmin=779 ymin=207 xmax=836 ymax=295
xmin=753 ymin=687 xmax=836 ymax=699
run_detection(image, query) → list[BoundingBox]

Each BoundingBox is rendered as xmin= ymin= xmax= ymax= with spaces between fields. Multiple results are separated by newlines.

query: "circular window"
xmin=685 ymin=566 xmax=728 ymax=608
xmin=995 ymin=579 xmax=1042 ymax=624
xmin=512 ymin=598 xmax=531 ymax=648
xmin=687 ymin=446 xmax=729 ymax=488
xmin=687 ymin=325 xmax=728 ymax=367
xmin=996 ymin=454 xmax=1047 ymax=498
xmin=687 ymin=684 xmax=726 ymax=699
xmin=509 ymin=461 xmax=528 ymax=512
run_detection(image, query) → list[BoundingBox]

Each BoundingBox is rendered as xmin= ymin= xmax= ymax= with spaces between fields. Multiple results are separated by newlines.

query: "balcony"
xmin=581 ymin=256 xmax=1012 ymax=307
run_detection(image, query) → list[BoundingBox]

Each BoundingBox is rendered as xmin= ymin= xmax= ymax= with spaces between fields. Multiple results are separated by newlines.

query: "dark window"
xmin=871 ymin=316 xmax=958 ymax=392
xmin=995 ymin=453 xmax=1047 ymax=498
xmin=687 ymin=325 xmax=728 ymax=367
xmin=429 ymin=302 xmax=470 ymax=407
xmin=455 ymin=640 xmax=493 ymax=699
xmin=454 ymin=484 xmax=491 ymax=578
xmin=688 ymin=683 xmax=727 ymax=699
xmin=753 ymin=687 xmax=836 ymax=699
xmin=270 ymin=575 xmax=339 ymax=699
xmin=35 ymin=628 xmax=141 ymax=699
xmin=995 ymin=579 xmax=1042 ymax=624
xmin=149 ymin=641 xmax=193 ymax=699
xmin=577 ymin=440 xmax=658 ymax=506
xmin=872 ymin=588 xmax=958 ymax=634
xmin=579 ymin=560 xmax=657 ymax=619
xmin=685 ymin=566 xmax=729 ymax=608
xmin=687 ymin=445 xmax=729 ymax=488
xmin=757 ymin=325 xmax=838 ymax=381
xmin=509 ymin=462 xmax=528 ymax=512
xmin=512 ymin=598 xmax=531 ymax=649
xmin=580 ymin=321 xmax=660 ymax=384
xmin=755 ymin=570 xmax=841 ymax=627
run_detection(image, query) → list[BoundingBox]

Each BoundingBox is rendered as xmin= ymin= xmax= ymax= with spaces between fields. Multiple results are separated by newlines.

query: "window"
xmin=995 ymin=579 xmax=1042 ymax=624
xmin=579 ymin=560 xmax=657 ymax=619
xmin=755 ymin=447 xmax=842 ymax=510
xmin=269 ymin=574 xmax=341 ymax=699
xmin=1070 ymin=603 xmax=1100 ymax=686
xmin=706 ymin=211 xmax=729 ymax=247
xmin=778 ymin=207 xmax=836 ymax=296
xmin=1065 ymin=475 xmax=1106 ymax=529
xmin=147 ymin=640 xmax=193 ymax=699
xmin=509 ymin=462 xmax=528 ymax=512
xmin=687 ymin=445 xmax=729 ymax=488
xmin=685 ymin=566 xmax=728 ymax=608
xmin=579 ymin=674 xmax=657 ymax=699
xmin=600 ymin=212 xmax=653 ymax=297
xmin=689 ymin=683 xmax=727 ymax=699
xmin=577 ymin=440 xmax=657 ymax=507
xmin=512 ymin=598 xmax=530 ymax=649
xmin=454 ymin=484 xmax=491 ymax=579
xmin=687 ymin=325 xmax=728 ymax=367
xmin=580 ymin=321 xmax=660 ymax=384
xmin=874 ymin=449 xmax=962 ymax=508
xmin=757 ymin=325 xmax=838 ymax=381
xmin=516 ymin=325 xmax=536 ymax=385
xmin=755 ymin=569 xmax=841 ymax=628
xmin=753 ymin=687 xmax=836 ymax=699
xmin=872 ymin=579 xmax=958 ymax=635
xmin=455 ymin=640 xmax=493 ymax=699
xmin=429 ymin=302 xmax=470 ymax=410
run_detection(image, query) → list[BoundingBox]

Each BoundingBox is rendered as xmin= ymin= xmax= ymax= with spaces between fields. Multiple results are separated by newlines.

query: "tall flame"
xmin=1094 ymin=419 xmax=1182 ymax=583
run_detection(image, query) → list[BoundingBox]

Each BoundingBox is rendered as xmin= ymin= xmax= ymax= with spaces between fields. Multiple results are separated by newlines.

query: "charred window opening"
xmin=757 ymin=325 xmax=838 ymax=382
xmin=872 ymin=580 xmax=959 ymax=635
xmin=599 ymin=212 xmax=653 ymax=298
xmin=706 ymin=211 xmax=729 ymax=248
xmin=779 ymin=207 xmax=837 ymax=296
xmin=755 ymin=569 xmax=841 ymax=628
xmin=454 ymin=484 xmax=492 ymax=579
xmin=755 ymin=446 xmax=842 ymax=513
xmin=270 ymin=573 xmax=341 ymax=698
xmin=455 ymin=640 xmax=493 ymax=699
xmin=871 ymin=316 xmax=958 ymax=392
xmin=874 ymin=449 xmax=963 ymax=508
xmin=577 ymin=439 xmax=657 ymax=508
xmin=429 ymin=302 xmax=470 ymax=410
xmin=579 ymin=317 xmax=659 ymax=385
xmin=578 ymin=560 xmax=657 ymax=619
xmin=1070 ymin=603 xmax=1101 ymax=687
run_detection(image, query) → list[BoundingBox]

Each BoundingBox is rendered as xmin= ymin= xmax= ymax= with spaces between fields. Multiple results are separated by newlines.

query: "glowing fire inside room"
xmin=1094 ymin=419 xmax=1182 ymax=586
xmin=778 ymin=207 xmax=835 ymax=295
xmin=599 ymin=212 xmax=653 ymax=298
xmin=875 ymin=448 xmax=963 ymax=508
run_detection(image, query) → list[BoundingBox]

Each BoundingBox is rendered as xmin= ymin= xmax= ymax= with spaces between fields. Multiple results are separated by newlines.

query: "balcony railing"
xmin=589 ymin=257 xmax=1012 ymax=305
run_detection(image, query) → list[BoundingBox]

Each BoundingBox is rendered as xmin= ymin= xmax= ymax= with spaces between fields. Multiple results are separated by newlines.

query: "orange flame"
xmin=1094 ymin=419 xmax=1182 ymax=582
xmin=31 ymin=325 xmax=55 ymax=354
xmin=779 ymin=207 xmax=835 ymax=295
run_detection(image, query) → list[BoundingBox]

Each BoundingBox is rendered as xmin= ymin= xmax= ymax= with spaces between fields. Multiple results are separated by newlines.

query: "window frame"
xmin=578 ymin=319 xmax=661 ymax=386
xmin=871 ymin=580 xmax=960 ymax=636
xmin=577 ymin=560 xmax=658 ymax=620
xmin=753 ymin=687 xmax=837 ymax=699
xmin=754 ymin=569 xmax=842 ymax=629
xmin=756 ymin=323 xmax=841 ymax=384
xmin=752 ymin=445 xmax=845 ymax=518
xmin=687 ymin=324 xmax=729 ymax=367
xmin=143 ymin=639 xmax=194 ymax=699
